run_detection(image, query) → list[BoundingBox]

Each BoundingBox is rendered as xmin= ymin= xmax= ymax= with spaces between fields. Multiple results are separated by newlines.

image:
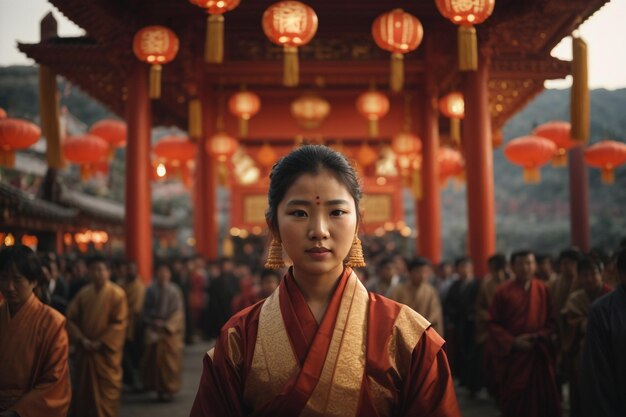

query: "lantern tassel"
xmin=523 ymin=167 xmax=541 ymax=184
xmin=551 ymin=151 xmax=568 ymax=168
xmin=368 ymin=119 xmax=379 ymax=138
xmin=570 ymin=36 xmax=589 ymax=143
xmin=149 ymin=64 xmax=162 ymax=99
xmin=206 ymin=15 xmax=224 ymax=64
xmin=390 ymin=53 xmax=404 ymax=93
xmin=0 ymin=149 xmax=15 ymax=168
xmin=283 ymin=46 xmax=299 ymax=87
xmin=450 ymin=118 xmax=461 ymax=146
xmin=238 ymin=118 xmax=249 ymax=138
xmin=39 ymin=65 xmax=64 ymax=168
xmin=188 ymin=99 xmax=202 ymax=140
xmin=412 ymin=168 xmax=422 ymax=200
xmin=458 ymin=25 xmax=478 ymax=71
xmin=601 ymin=168 xmax=614 ymax=185
xmin=80 ymin=164 xmax=92 ymax=181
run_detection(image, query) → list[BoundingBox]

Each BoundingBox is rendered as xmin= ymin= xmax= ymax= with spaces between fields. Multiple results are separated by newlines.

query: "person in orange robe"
xmin=66 ymin=254 xmax=128 ymax=417
xmin=190 ymin=145 xmax=460 ymax=417
xmin=487 ymin=250 xmax=560 ymax=417
xmin=0 ymin=245 xmax=71 ymax=417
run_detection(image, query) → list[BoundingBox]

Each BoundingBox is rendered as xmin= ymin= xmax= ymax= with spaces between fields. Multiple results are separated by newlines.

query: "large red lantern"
xmin=262 ymin=1 xmax=318 ymax=87
xmin=439 ymin=92 xmax=465 ymax=144
xmin=290 ymin=93 xmax=331 ymax=130
xmin=63 ymin=134 xmax=109 ymax=180
xmin=154 ymin=136 xmax=196 ymax=165
xmin=372 ymin=9 xmax=424 ymax=92
xmin=133 ymin=26 xmax=179 ymax=99
xmin=356 ymin=90 xmax=390 ymax=137
xmin=584 ymin=140 xmax=626 ymax=184
xmin=356 ymin=142 xmax=378 ymax=169
xmin=533 ymin=121 xmax=577 ymax=167
xmin=206 ymin=132 xmax=238 ymax=162
xmin=503 ymin=135 xmax=557 ymax=183
xmin=438 ymin=147 xmax=464 ymax=184
xmin=256 ymin=143 xmax=278 ymax=170
xmin=89 ymin=119 xmax=127 ymax=159
xmin=228 ymin=90 xmax=261 ymax=138
xmin=392 ymin=132 xmax=422 ymax=156
xmin=435 ymin=0 xmax=495 ymax=71
xmin=0 ymin=118 xmax=41 ymax=167
xmin=189 ymin=0 xmax=240 ymax=63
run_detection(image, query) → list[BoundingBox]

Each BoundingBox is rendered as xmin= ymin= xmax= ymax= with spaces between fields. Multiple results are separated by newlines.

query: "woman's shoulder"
xmin=368 ymin=292 xmax=432 ymax=344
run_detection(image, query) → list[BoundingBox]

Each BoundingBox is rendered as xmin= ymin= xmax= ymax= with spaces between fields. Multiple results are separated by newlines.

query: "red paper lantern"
xmin=533 ymin=121 xmax=577 ymax=167
xmin=438 ymin=147 xmax=464 ymax=180
xmin=262 ymin=1 xmax=318 ymax=87
xmin=256 ymin=143 xmax=278 ymax=169
xmin=154 ymin=136 xmax=196 ymax=165
xmin=189 ymin=0 xmax=240 ymax=63
xmin=206 ymin=132 xmax=238 ymax=162
xmin=584 ymin=140 xmax=626 ymax=184
xmin=435 ymin=0 xmax=495 ymax=71
xmin=290 ymin=93 xmax=331 ymax=130
xmin=63 ymin=134 xmax=109 ymax=180
xmin=0 ymin=118 xmax=40 ymax=167
xmin=503 ymin=135 xmax=557 ymax=183
xmin=356 ymin=143 xmax=378 ymax=168
xmin=133 ymin=26 xmax=179 ymax=99
xmin=372 ymin=9 xmax=424 ymax=92
xmin=89 ymin=119 xmax=127 ymax=160
xmin=228 ymin=91 xmax=261 ymax=137
xmin=392 ymin=132 xmax=422 ymax=156
xmin=440 ymin=92 xmax=464 ymax=145
xmin=356 ymin=90 xmax=390 ymax=137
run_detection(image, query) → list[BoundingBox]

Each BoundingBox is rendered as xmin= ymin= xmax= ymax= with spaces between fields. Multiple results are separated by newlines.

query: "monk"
xmin=140 ymin=262 xmax=185 ymax=401
xmin=561 ymin=256 xmax=611 ymax=417
xmin=487 ymin=250 xmax=560 ymax=417
xmin=66 ymin=254 xmax=128 ymax=417
xmin=389 ymin=257 xmax=444 ymax=335
xmin=190 ymin=145 xmax=459 ymax=416
xmin=0 ymin=245 xmax=71 ymax=417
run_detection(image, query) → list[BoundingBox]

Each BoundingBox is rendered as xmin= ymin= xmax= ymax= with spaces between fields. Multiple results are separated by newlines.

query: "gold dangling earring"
xmin=265 ymin=238 xmax=286 ymax=270
xmin=346 ymin=235 xmax=366 ymax=268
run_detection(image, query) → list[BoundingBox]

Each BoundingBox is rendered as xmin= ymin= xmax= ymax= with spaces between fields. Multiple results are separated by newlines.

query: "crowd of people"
xmin=0 ymin=145 xmax=625 ymax=417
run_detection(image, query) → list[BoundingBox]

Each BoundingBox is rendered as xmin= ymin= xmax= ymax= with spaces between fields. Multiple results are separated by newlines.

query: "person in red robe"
xmin=190 ymin=145 xmax=460 ymax=417
xmin=486 ymin=250 xmax=560 ymax=417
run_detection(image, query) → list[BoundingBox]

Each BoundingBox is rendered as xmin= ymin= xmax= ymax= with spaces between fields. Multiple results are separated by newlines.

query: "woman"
xmin=190 ymin=145 xmax=460 ymax=416
xmin=0 ymin=245 xmax=71 ymax=417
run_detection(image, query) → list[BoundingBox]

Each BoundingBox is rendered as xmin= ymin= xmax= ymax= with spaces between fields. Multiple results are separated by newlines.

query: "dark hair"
xmin=154 ymin=260 xmax=172 ymax=273
xmin=378 ymin=257 xmax=395 ymax=269
xmin=577 ymin=256 xmax=603 ymax=274
xmin=407 ymin=257 xmax=432 ymax=270
xmin=260 ymin=269 xmax=280 ymax=282
xmin=488 ymin=253 xmax=507 ymax=271
xmin=86 ymin=253 xmax=109 ymax=268
xmin=559 ymin=248 xmax=581 ymax=263
xmin=455 ymin=256 xmax=472 ymax=268
xmin=0 ymin=245 xmax=45 ymax=285
xmin=616 ymin=248 xmax=626 ymax=276
xmin=266 ymin=145 xmax=362 ymax=234
xmin=510 ymin=250 xmax=534 ymax=264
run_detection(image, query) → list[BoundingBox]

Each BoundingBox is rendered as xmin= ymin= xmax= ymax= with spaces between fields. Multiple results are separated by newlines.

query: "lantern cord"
xmin=39 ymin=65 xmax=65 ymax=168
xmin=570 ymin=36 xmax=589 ymax=143
xmin=149 ymin=64 xmax=162 ymax=99
xmin=284 ymin=46 xmax=299 ymax=87
xmin=551 ymin=152 xmax=568 ymax=168
xmin=450 ymin=118 xmax=461 ymax=146
xmin=206 ymin=15 xmax=225 ymax=64
xmin=238 ymin=118 xmax=249 ymax=138
xmin=368 ymin=119 xmax=379 ymax=138
xmin=458 ymin=25 xmax=478 ymax=71
xmin=523 ymin=167 xmax=541 ymax=184
xmin=390 ymin=53 xmax=404 ymax=93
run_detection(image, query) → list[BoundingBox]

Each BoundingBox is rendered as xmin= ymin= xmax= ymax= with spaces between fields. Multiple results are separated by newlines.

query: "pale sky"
xmin=0 ymin=0 xmax=625 ymax=90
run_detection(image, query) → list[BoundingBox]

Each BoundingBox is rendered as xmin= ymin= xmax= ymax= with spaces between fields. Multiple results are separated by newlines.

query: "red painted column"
xmin=195 ymin=87 xmax=218 ymax=259
xmin=462 ymin=56 xmax=496 ymax=278
xmin=125 ymin=63 xmax=153 ymax=283
xmin=568 ymin=146 xmax=590 ymax=251
xmin=417 ymin=78 xmax=442 ymax=263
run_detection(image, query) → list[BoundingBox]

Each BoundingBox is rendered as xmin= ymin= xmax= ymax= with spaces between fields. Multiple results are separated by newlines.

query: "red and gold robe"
xmin=0 ymin=294 xmax=71 ymax=417
xmin=190 ymin=268 xmax=460 ymax=417
xmin=487 ymin=278 xmax=560 ymax=417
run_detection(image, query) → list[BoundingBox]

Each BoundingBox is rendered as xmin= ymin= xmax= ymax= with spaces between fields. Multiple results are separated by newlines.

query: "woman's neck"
xmin=291 ymin=266 xmax=344 ymax=323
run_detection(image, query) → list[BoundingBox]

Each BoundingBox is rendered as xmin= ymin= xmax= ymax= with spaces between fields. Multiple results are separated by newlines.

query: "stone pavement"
xmin=120 ymin=340 xmax=501 ymax=417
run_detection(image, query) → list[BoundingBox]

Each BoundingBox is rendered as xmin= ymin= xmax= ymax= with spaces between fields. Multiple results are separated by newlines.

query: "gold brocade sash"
xmin=244 ymin=272 xmax=369 ymax=417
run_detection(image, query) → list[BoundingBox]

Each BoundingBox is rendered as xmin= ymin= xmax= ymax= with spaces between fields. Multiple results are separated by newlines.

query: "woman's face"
xmin=276 ymin=170 xmax=358 ymax=281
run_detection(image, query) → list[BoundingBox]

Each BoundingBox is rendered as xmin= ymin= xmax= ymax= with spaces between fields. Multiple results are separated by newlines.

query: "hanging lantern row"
xmin=189 ymin=0 xmax=240 ymax=63
xmin=438 ymin=92 xmax=465 ymax=145
xmin=0 ymin=117 xmax=41 ymax=167
xmin=372 ymin=9 xmax=424 ymax=92
xmin=132 ymin=26 xmax=179 ymax=99
xmin=435 ymin=0 xmax=495 ymax=71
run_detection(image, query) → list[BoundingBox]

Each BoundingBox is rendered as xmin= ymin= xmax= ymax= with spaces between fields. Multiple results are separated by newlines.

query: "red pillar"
xmin=417 ymin=75 xmax=442 ymax=263
xmin=194 ymin=87 xmax=218 ymax=259
xmin=125 ymin=63 xmax=153 ymax=283
xmin=462 ymin=56 xmax=496 ymax=278
xmin=568 ymin=146 xmax=590 ymax=251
